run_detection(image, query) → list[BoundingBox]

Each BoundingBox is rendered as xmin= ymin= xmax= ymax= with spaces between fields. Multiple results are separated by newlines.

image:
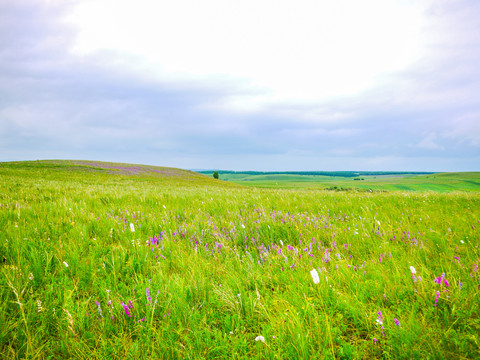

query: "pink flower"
xmin=120 ymin=301 xmax=131 ymax=316
xmin=434 ymin=291 xmax=440 ymax=306
xmin=376 ymin=311 xmax=383 ymax=325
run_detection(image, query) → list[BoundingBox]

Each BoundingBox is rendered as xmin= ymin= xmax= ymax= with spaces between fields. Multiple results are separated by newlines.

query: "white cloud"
xmin=65 ymin=0 xmax=427 ymax=110
xmin=415 ymin=133 xmax=444 ymax=150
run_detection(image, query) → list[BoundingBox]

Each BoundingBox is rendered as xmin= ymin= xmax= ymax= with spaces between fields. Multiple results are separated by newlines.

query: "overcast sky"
xmin=1 ymin=0 xmax=479 ymax=171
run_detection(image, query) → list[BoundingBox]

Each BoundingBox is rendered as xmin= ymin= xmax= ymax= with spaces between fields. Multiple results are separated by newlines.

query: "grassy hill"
xmin=1 ymin=160 xmax=479 ymax=359
xmin=0 ymin=160 xmax=235 ymax=188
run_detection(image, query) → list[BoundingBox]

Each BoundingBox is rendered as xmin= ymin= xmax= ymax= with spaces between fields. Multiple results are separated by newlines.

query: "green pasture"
xmin=210 ymin=171 xmax=480 ymax=192
xmin=0 ymin=160 xmax=479 ymax=359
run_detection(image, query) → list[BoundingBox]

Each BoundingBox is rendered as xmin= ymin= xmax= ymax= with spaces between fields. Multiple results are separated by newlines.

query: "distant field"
xmin=1 ymin=160 xmax=479 ymax=359
xmin=200 ymin=171 xmax=480 ymax=192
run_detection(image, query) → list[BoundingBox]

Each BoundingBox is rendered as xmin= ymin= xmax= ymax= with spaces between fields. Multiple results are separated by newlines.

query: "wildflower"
xmin=376 ymin=311 xmax=383 ymax=325
xmin=434 ymin=291 xmax=440 ymax=306
xmin=120 ymin=301 xmax=131 ymax=316
xmin=255 ymin=336 xmax=265 ymax=342
xmin=434 ymin=273 xmax=445 ymax=284
xmin=409 ymin=266 xmax=416 ymax=274
xmin=310 ymin=269 xmax=320 ymax=284
xmin=394 ymin=318 xmax=401 ymax=326
xmin=96 ymin=301 xmax=103 ymax=318
xmin=146 ymin=288 xmax=151 ymax=303
xmin=130 ymin=223 xmax=135 ymax=232
xmin=63 ymin=261 xmax=69 ymax=267
xmin=28 ymin=273 xmax=34 ymax=280
xmin=37 ymin=299 xmax=43 ymax=313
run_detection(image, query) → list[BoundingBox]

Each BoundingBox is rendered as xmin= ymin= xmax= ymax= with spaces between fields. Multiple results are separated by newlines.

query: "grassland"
xmin=1 ymin=160 xmax=479 ymax=359
xmin=208 ymin=171 xmax=480 ymax=192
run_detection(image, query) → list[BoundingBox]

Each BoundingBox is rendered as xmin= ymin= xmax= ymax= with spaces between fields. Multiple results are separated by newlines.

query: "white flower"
xmin=376 ymin=319 xmax=383 ymax=325
xmin=63 ymin=261 xmax=69 ymax=267
xmin=460 ymin=240 xmax=464 ymax=244
xmin=280 ymin=240 xmax=284 ymax=246
xmin=130 ymin=223 xmax=135 ymax=232
xmin=255 ymin=336 xmax=265 ymax=342
xmin=37 ymin=299 xmax=43 ymax=312
xmin=310 ymin=269 xmax=320 ymax=284
xmin=409 ymin=266 xmax=416 ymax=274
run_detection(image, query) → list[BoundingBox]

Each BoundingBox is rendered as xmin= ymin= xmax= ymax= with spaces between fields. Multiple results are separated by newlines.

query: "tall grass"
xmin=0 ymin=161 xmax=479 ymax=359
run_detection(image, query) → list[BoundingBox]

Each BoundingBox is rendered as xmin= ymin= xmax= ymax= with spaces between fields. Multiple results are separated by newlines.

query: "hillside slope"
xmin=0 ymin=160 xmax=236 ymax=188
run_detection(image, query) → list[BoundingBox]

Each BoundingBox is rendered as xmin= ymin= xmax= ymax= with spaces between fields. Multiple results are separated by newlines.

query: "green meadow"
xmin=1 ymin=160 xmax=479 ymax=359
xmin=204 ymin=171 xmax=480 ymax=192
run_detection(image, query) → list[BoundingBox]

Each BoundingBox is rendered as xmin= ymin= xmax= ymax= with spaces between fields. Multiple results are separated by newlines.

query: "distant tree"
xmin=213 ymin=171 xmax=219 ymax=179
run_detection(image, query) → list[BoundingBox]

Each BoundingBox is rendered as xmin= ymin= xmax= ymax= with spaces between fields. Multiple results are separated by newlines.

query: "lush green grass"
xmin=1 ymin=160 xmax=479 ymax=359
xmin=211 ymin=171 xmax=480 ymax=192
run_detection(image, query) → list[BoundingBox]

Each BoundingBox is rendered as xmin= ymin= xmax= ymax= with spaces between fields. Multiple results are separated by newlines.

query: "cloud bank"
xmin=0 ymin=0 xmax=479 ymax=171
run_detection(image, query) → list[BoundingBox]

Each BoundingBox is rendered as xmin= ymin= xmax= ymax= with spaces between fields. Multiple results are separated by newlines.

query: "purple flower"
xmin=95 ymin=301 xmax=103 ymax=318
xmin=434 ymin=291 xmax=440 ymax=306
xmin=394 ymin=318 xmax=401 ymax=326
xmin=434 ymin=273 xmax=445 ymax=284
xmin=120 ymin=301 xmax=131 ymax=316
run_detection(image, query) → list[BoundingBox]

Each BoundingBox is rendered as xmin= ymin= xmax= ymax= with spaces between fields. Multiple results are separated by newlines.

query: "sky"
xmin=1 ymin=0 xmax=479 ymax=171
